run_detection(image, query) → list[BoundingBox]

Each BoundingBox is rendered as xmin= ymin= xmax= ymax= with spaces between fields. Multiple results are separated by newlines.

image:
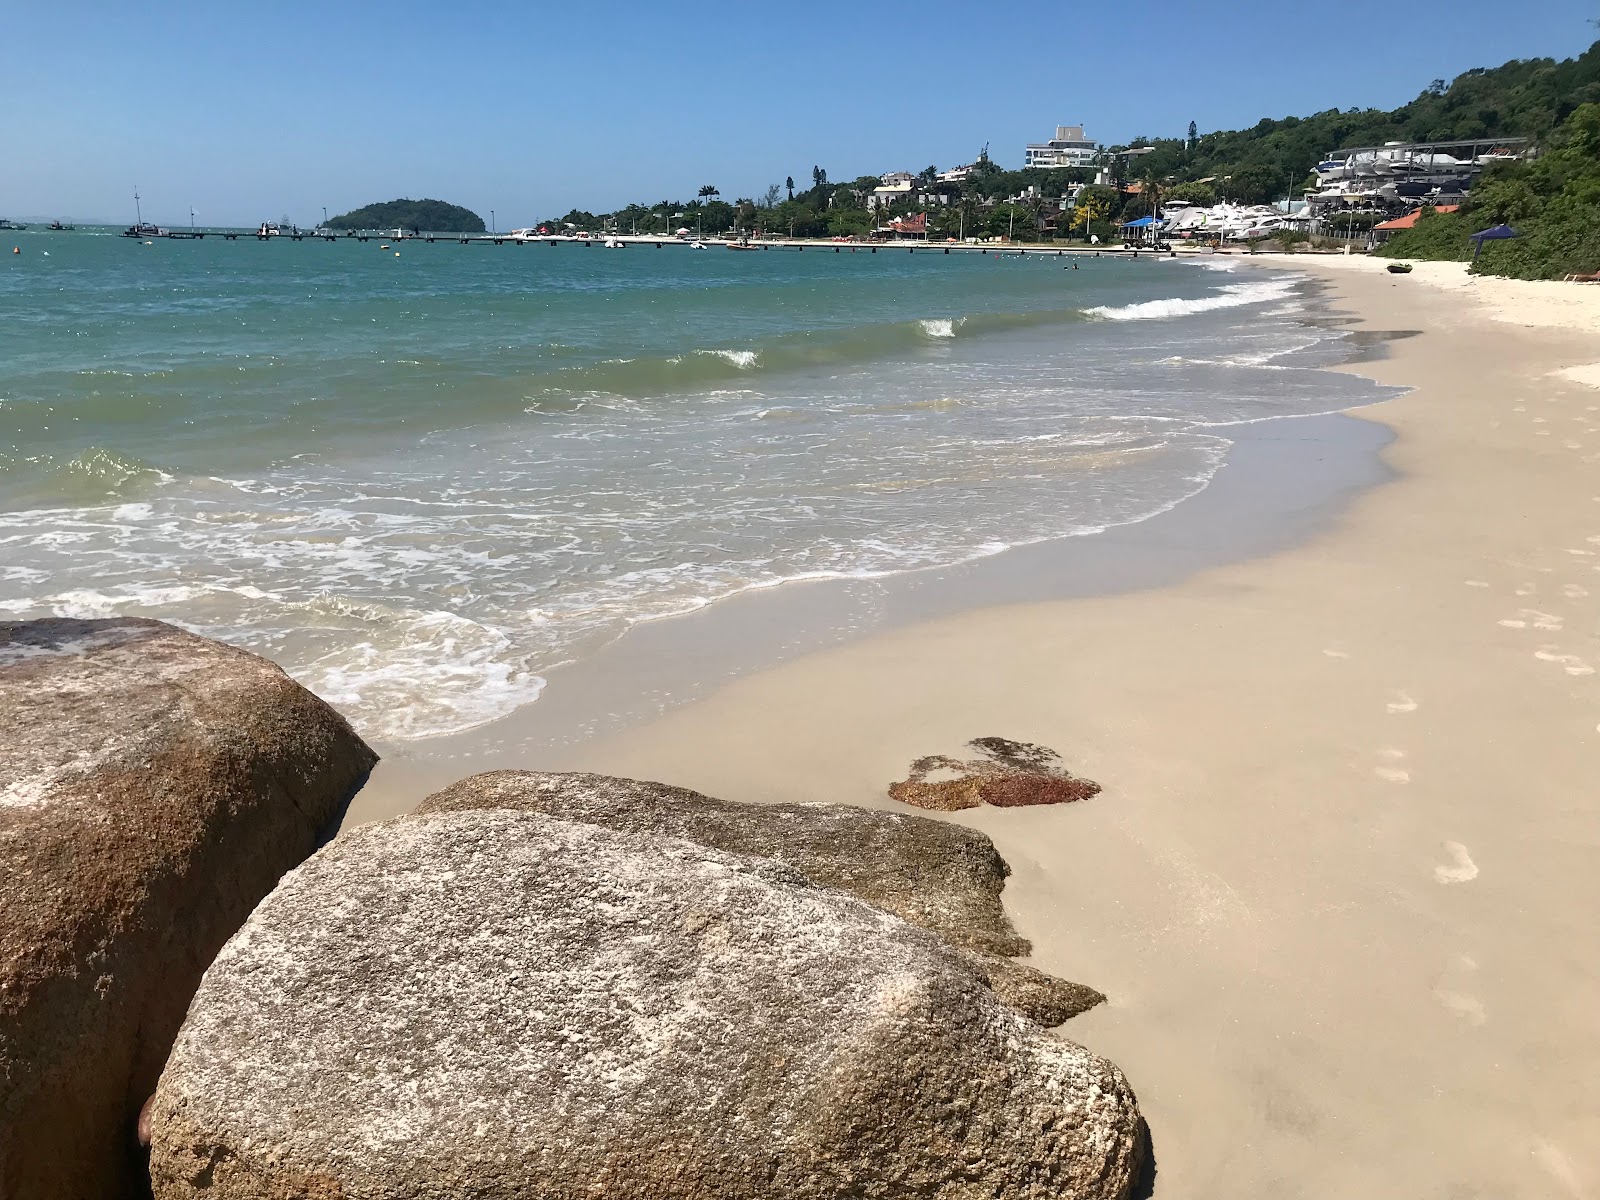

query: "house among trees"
xmin=868 ymin=173 xmax=918 ymax=210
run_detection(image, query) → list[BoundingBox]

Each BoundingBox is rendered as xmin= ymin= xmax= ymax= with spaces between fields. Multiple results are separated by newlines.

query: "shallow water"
xmin=1 ymin=234 xmax=1393 ymax=739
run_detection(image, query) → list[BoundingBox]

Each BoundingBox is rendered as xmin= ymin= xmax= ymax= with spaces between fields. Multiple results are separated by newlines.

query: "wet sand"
xmin=537 ymin=259 xmax=1600 ymax=1195
xmin=348 ymin=278 xmax=1403 ymax=820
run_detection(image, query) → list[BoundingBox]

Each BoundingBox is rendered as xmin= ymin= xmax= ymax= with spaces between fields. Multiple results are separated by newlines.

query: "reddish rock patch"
xmin=889 ymin=738 xmax=1101 ymax=812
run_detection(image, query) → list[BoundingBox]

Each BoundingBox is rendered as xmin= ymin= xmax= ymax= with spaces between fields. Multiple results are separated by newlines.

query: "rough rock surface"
xmin=890 ymin=736 xmax=1102 ymax=811
xmin=149 ymin=810 xmax=1144 ymax=1200
xmin=418 ymin=770 xmax=1102 ymax=1023
xmin=0 ymin=618 xmax=376 ymax=1200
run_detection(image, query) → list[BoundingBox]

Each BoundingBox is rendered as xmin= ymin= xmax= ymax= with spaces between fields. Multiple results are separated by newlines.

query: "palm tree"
xmin=1025 ymin=192 xmax=1048 ymax=243
xmin=957 ymin=194 xmax=980 ymax=242
xmin=1141 ymin=170 xmax=1163 ymax=218
xmin=698 ymin=185 xmax=719 ymax=200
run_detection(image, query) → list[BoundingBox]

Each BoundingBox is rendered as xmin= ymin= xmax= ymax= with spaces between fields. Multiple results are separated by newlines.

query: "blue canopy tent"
xmin=1123 ymin=214 xmax=1160 ymax=245
xmin=1470 ymin=223 xmax=1519 ymax=260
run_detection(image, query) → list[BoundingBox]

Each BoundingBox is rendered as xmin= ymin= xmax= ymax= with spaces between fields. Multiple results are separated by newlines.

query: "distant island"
xmin=325 ymin=199 xmax=485 ymax=232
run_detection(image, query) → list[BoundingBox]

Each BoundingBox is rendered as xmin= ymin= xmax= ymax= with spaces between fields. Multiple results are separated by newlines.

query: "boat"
xmin=47 ymin=221 xmax=76 ymax=231
xmin=0 ymin=219 xmax=26 ymax=231
xmin=122 ymin=189 xmax=166 ymax=238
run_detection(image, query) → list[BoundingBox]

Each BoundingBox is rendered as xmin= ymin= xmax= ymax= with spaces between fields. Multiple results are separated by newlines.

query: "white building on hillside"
xmin=1025 ymin=126 xmax=1097 ymax=169
xmin=869 ymin=175 xmax=917 ymax=210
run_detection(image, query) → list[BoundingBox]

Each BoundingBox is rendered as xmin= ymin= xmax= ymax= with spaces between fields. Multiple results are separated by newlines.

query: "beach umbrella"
xmin=1469 ymin=223 xmax=1519 ymax=259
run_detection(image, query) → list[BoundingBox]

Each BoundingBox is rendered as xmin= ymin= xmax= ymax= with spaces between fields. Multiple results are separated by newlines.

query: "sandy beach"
xmin=512 ymin=256 xmax=1600 ymax=1196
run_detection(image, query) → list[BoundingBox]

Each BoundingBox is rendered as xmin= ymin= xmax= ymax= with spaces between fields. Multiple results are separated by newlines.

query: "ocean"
xmin=1 ymin=231 xmax=1394 ymax=741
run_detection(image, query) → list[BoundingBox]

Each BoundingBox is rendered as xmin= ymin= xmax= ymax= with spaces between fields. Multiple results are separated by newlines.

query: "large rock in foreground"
xmin=150 ymin=811 xmax=1144 ymax=1200
xmin=0 ymin=618 xmax=376 ymax=1200
xmin=419 ymin=770 xmax=1103 ymax=1023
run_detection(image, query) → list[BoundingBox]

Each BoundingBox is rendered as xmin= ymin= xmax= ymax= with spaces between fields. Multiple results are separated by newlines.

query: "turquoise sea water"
xmin=1 ymin=231 xmax=1393 ymax=739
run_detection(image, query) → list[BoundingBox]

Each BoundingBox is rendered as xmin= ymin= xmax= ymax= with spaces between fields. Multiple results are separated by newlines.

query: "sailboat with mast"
xmin=121 ymin=187 xmax=167 ymax=238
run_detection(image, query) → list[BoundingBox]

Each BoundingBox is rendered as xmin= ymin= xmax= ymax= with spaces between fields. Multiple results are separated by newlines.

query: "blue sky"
xmin=4 ymin=0 xmax=1596 ymax=226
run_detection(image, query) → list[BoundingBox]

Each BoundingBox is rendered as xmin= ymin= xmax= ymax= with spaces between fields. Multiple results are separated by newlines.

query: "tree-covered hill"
xmin=325 ymin=199 xmax=485 ymax=232
xmin=1114 ymin=39 xmax=1600 ymax=203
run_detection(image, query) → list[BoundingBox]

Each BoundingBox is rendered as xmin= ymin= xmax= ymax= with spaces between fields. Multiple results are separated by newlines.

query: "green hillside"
xmin=325 ymin=199 xmax=485 ymax=232
xmin=1111 ymin=39 xmax=1600 ymax=203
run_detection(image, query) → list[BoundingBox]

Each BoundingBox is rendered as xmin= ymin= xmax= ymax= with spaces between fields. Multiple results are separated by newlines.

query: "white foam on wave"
xmin=919 ymin=318 xmax=958 ymax=339
xmin=290 ymin=601 xmax=546 ymax=741
xmin=1087 ymin=277 xmax=1298 ymax=321
xmin=698 ymin=348 xmax=760 ymax=368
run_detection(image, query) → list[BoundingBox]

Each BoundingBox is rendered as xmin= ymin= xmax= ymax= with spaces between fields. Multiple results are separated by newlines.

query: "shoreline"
xmin=348 ymin=276 xmax=1403 ymax=823
xmin=495 ymin=258 xmax=1600 ymax=1195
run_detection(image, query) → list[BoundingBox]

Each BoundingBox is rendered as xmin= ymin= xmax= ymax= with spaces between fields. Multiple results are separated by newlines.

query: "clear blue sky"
xmin=5 ymin=0 xmax=1596 ymax=226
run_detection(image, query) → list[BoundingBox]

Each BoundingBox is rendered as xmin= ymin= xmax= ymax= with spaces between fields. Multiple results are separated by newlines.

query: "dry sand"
xmin=552 ymin=257 xmax=1600 ymax=1196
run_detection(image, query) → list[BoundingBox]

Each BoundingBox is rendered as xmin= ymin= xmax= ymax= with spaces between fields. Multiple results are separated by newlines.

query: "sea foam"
xmin=1087 ymin=278 xmax=1298 ymax=321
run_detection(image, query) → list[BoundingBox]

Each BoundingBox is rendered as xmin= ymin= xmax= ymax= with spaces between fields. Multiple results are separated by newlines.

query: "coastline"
xmin=347 ymin=273 xmax=1403 ymax=821
xmin=461 ymin=256 xmax=1598 ymax=1195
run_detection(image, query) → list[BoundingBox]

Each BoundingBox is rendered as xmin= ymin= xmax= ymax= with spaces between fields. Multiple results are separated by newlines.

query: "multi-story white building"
xmin=1025 ymin=126 xmax=1098 ymax=169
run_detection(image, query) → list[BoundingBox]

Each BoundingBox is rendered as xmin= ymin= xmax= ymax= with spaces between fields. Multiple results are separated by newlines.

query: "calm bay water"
xmin=1 ymin=231 xmax=1392 ymax=740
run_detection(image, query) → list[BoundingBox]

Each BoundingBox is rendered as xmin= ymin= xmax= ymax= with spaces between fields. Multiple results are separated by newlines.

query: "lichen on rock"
xmin=148 ymin=810 xmax=1145 ymax=1200
xmin=417 ymin=770 xmax=1103 ymax=1024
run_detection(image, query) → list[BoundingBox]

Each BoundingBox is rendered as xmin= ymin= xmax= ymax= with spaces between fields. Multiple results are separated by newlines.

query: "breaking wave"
xmin=1086 ymin=278 xmax=1300 ymax=321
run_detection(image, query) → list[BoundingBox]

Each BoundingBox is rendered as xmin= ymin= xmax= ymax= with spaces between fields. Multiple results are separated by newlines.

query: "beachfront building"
xmin=937 ymin=164 xmax=975 ymax=183
xmin=876 ymin=212 xmax=929 ymax=240
xmin=1370 ymin=204 xmax=1460 ymax=245
xmin=1025 ymin=126 xmax=1098 ymax=169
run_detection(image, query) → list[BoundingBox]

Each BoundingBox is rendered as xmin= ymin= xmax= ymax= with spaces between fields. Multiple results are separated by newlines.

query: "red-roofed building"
xmin=881 ymin=212 xmax=928 ymax=240
xmin=1373 ymin=205 xmax=1459 ymax=243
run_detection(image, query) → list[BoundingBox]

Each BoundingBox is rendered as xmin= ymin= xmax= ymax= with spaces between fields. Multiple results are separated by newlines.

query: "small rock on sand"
xmin=889 ymin=736 xmax=1102 ymax=811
